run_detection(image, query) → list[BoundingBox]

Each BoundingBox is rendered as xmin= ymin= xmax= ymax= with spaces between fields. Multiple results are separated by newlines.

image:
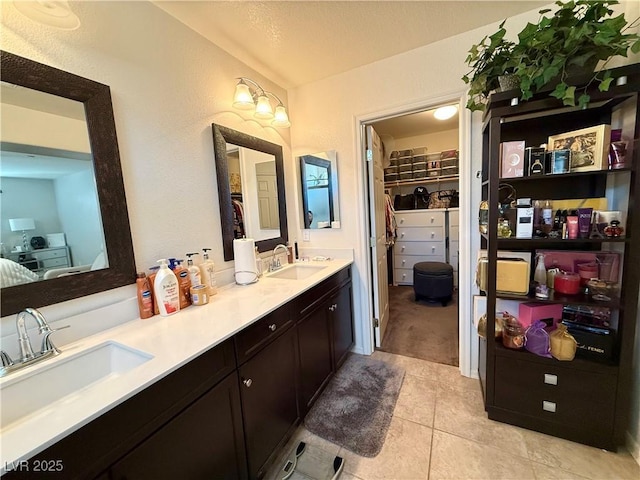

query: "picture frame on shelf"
xmin=500 ymin=140 xmax=525 ymax=178
xmin=548 ymin=124 xmax=611 ymax=172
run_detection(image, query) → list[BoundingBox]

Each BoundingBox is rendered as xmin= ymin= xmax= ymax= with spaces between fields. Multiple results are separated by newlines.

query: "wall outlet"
xmin=302 ymin=230 xmax=310 ymax=242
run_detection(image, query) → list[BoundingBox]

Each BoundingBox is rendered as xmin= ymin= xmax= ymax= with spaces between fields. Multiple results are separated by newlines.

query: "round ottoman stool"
xmin=413 ymin=262 xmax=454 ymax=306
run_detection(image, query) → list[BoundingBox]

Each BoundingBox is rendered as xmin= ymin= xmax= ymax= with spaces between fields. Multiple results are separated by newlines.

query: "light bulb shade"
xmin=13 ymin=1 xmax=81 ymax=30
xmin=233 ymin=82 xmax=255 ymax=110
xmin=433 ymin=105 xmax=458 ymax=120
xmin=9 ymin=218 xmax=36 ymax=232
xmin=272 ymin=105 xmax=291 ymax=128
xmin=254 ymin=94 xmax=274 ymax=119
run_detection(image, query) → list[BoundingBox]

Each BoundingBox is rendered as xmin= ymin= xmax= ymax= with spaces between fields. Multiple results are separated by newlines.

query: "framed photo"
xmin=548 ymin=124 xmax=611 ymax=172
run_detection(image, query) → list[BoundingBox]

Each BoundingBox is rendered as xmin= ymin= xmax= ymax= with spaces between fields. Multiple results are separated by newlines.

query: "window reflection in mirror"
xmin=299 ymin=150 xmax=340 ymax=229
xmin=226 ymin=143 xmax=280 ymax=241
xmin=0 ymin=83 xmax=108 ymax=287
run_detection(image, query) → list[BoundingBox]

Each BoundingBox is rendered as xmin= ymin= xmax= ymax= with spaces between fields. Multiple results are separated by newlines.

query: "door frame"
xmin=355 ymin=89 xmax=476 ymax=378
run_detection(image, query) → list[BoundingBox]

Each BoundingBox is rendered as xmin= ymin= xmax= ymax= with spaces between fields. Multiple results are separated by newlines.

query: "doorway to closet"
xmin=366 ymin=102 xmax=461 ymax=367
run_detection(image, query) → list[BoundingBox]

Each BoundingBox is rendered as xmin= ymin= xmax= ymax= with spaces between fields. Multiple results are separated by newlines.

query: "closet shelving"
xmin=479 ymin=63 xmax=639 ymax=451
xmin=384 ymin=173 xmax=459 ymax=189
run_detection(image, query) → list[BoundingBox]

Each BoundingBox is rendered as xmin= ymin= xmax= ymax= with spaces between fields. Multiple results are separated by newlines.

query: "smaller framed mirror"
xmin=299 ymin=150 xmax=340 ymax=229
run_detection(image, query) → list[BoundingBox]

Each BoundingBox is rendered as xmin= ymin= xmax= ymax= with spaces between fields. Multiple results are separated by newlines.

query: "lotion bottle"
xmin=136 ymin=272 xmax=154 ymax=319
xmin=186 ymin=252 xmax=202 ymax=287
xmin=154 ymin=259 xmax=180 ymax=316
xmin=199 ymin=248 xmax=218 ymax=297
xmin=173 ymin=259 xmax=192 ymax=309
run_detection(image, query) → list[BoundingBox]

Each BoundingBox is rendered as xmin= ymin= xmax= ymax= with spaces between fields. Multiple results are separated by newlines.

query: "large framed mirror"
xmin=299 ymin=150 xmax=340 ymax=229
xmin=212 ymin=124 xmax=288 ymax=261
xmin=0 ymin=51 xmax=136 ymax=316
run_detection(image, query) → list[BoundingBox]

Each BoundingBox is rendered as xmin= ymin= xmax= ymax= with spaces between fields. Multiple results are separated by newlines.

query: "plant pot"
xmin=498 ymin=74 xmax=520 ymax=92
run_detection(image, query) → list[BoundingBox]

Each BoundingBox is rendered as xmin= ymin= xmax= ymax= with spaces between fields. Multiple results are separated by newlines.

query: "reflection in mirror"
xmin=212 ymin=124 xmax=288 ymax=261
xmin=0 ymin=51 xmax=136 ymax=316
xmin=299 ymin=150 xmax=340 ymax=229
xmin=1 ymin=85 xmax=108 ymax=287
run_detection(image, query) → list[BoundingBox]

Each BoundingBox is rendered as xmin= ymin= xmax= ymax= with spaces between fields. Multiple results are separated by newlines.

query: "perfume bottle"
xmin=604 ymin=220 xmax=624 ymax=238
xmin=497 ymin=219 xmax=512 ymax=238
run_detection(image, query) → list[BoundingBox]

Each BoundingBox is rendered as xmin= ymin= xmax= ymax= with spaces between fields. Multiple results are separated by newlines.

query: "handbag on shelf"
xmin=393 ymin=194 xmax=415 ymax=210
xmin=428 ymin=189 xmax=458 ymax=209
xmin=414 ymin=186 xmax=430 ymax=209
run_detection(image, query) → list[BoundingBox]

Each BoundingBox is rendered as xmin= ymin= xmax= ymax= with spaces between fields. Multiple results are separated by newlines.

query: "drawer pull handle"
xmin=243 ymin=378 xmax=253 ymax=388
xmin=401 ymin=246 xmax=406 ymax=251
xmin=542 ymin=401 xmax=556 ymax=413
xmin=402 ymin=260 xmax=406 ymax=265
xmin=401 ymin=232 xmax=405 ymax=237
xmin=431 ymin=232 xmax=435 ymax=238
xmin=544 ymin=374 xmax=558 ymax=386
xmin=268 ymin=324 xmax=277 ymax=332
xmin=432 ymin=246 xmax=435 ymax=253
xmin=430 ymin=217 xmax=434 ymax=223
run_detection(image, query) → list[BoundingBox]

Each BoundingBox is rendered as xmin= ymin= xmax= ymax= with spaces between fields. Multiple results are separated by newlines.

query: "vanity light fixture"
xmin=12 ymin=1 xmax=81 ymax=30
xmin=232 ymin=77 xmax=291 ymax=128
xmin=9 ymin=218 xmax=36 ymax=252
xmin=433 ymin=105 xmax=458 ymax=121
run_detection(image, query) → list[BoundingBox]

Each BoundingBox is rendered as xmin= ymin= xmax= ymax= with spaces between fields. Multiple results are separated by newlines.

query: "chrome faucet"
xmin=1 ymin=308 xmax=69 ymax=377
xmin=269 ymin=244 xmax=289 ymax=272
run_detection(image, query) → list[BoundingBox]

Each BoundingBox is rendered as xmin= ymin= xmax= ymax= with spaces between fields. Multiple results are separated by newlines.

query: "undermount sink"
xmin=267 ymin=264 xmax=327 ymax=280
xmin=0 ymin=341 xmax=153 ymax=429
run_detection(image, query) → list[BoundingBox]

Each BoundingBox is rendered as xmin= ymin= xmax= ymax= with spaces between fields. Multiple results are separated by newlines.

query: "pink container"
xmin=554 ymin=272 xmax=581 ymax=295
xmin=577 ymin=262 xmax=598 ymax=287
xmin=518 ymin=302 xmax=563 ymax=329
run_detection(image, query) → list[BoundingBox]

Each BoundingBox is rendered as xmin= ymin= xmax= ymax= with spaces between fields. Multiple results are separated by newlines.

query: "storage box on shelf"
xmin=479 ymin=62 xmax=639 ymax=451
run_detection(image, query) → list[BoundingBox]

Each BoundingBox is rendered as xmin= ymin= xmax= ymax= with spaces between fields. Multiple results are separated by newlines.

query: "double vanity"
xmin=1 ymin=259 xmax=354 ymax=479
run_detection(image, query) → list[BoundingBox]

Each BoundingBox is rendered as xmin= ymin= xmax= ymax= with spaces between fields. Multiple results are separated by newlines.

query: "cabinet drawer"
xmin=395 ymin=255 xmax=441 ymax=270
xmin=394 ymin=268 xmax=414 ymax=285
xmin=494 ymin=357 xmax=616 ymax=431
xmin=397 ymin=226 xmax=444 ymax=242
xmin=235 ymin=303 xmax=293 ymax=364
xmin=32 ymin=248 xmax=67 ymax=260
xmin=396 ymin=211 xmax=444 ymax=227
xmin=41 ymin=257 xmax=69 ymax=268
xmin=296 ymin=267 xmax=350 ymax=317
xmin=448 ymin=225 xmax=459 ymax=239
xmin=448 ymin=209 xmax=459 ymax=226
xmin=395 ymin=241 xmax=445 ymax=257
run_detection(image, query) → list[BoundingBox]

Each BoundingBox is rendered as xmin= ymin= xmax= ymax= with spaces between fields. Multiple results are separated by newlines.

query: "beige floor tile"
xmin=339 ymin=416 xmax=431 ymax=479
xmin=372 ymin=350 xmax=440 ymax=380
xmin=433 ymin=381 xmax=530 ymax=458
xmin=429 ymin=430 xmax=536 ymax=480
xmin=393 ymin=373 xmax=437 ymax=427
xmin=433 ymin=361 xmax=483 ymax=392
xmin=531 ymin=461 xmax=591 ymax=480
xmin=523 ymin=430 xmax=640 ymax=480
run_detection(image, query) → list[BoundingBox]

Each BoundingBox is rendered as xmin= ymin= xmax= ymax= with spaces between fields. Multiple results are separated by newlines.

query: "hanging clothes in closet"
xmin=231 ymin=197 xmax=245 ymax=238
xmin=385 ymin=192 xmax=397 ymax=246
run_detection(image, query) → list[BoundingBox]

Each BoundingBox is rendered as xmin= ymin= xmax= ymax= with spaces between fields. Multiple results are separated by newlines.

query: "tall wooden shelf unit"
xmin=479 ymin=63 xmax=640 ymax=451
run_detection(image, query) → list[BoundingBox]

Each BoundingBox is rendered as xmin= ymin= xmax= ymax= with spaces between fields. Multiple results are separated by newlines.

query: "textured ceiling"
xmin=154 ymin=1 xmax=548 ymax=89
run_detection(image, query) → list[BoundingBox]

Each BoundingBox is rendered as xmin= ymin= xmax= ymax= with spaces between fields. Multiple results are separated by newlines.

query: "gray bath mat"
xmin=304 ymin=354 xmax=405 ymax=457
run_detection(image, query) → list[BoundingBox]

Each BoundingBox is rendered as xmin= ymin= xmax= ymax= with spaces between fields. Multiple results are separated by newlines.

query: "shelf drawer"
xmin=396 ymin=211 xmax=445 ymax=227
xmin=41 ymin=257 xmax=69 ymax=268
xmin=395 ymin=241 xmax=445 ymax=256
xmin=395 ymin=254 xmax=442 ymax=270
xmin=397 ymin=226 xmax=444 ymax=242
xmin=32 ymin=248 xmax=67 ymax=260
xmin=448 ymin=209 xmax=459 ymax=227
xmin=448 ymin=225 xmax=459 ymax=239
xmin=494 ymin=356 xmax=616 ymax=431
xmin=394 ymin=268 xmax=414 ymax=285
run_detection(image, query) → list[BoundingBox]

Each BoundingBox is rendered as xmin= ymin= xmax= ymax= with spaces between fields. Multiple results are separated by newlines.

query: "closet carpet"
xmin=380 ymin=285 xmax=459 ymax=366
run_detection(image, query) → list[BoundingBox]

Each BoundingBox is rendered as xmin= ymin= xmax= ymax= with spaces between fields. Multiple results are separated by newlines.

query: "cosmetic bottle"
xmin=173 ymin=259 xmax=192 ymax=309
xmin=148 ymin=265 xmax=160 ymax=315
xmin=542 ymin=200 xmax=553 ymax=235
xmin=136 ymin=272 xmax=154 ymax=319
xmin=199 ymin=248 xmax=218 ymax=297
xmin=186 ymin=252 xmax=202 ymax=287
xmin=154 ymin=259 xmax=180 ymax=316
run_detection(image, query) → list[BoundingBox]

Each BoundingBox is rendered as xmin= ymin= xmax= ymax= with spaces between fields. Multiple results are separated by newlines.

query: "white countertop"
xmin=0 ymin=258 xmax=352 ymax=474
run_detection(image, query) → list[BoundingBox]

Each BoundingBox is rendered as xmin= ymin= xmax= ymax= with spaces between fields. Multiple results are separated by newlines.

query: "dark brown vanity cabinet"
xmin=110 ymin=373 xmax=247 ymax=480
xmin=235 ymin=306 xmax=299 ymax=480
xmin=296 ymin=267 xmax=354 ymax=416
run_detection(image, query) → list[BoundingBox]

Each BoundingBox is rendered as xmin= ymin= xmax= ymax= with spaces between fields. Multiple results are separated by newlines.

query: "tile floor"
xmin=266 ymin=351 xmax=640 ymax=480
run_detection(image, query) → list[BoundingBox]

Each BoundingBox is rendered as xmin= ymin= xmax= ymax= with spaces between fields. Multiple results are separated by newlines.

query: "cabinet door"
xmin=297 ymin=303 xmax=333 ymax=413
xmin=110 ymin=373 xmax=247 ymax=480
xmin=238 ymin=326 xmax=299 ymax=479
xmin=331 ymin=282 xmax=354 ymax=370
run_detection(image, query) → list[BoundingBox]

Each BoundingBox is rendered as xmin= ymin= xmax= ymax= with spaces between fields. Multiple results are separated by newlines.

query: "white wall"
xmin=393 ymin=129 xmax=459 ymax=152
xmin=0 ymin=1 xmax=291 ymax=330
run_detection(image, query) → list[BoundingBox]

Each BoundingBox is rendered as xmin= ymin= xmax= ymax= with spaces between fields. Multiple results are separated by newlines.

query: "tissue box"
xmin=518 ymin=302 xmax=563 ymax=329
xmin=46 ymin=233 xmax=66 ymax=247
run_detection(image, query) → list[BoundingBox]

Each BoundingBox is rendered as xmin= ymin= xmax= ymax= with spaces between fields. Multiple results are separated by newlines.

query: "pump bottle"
xmin=186 ymin=252 xmax=202 ymax=287
xmin=154 ymin=259 xmax=180 ymax=316
xmin=199 ymin=248 xmax=218 ymax=297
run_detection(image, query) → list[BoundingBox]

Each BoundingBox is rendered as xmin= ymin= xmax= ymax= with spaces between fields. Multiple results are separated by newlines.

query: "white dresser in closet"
xmin=393 ymin=209 xmax=446 ymax=285
xmin=448 ymin=208 xmax=459 ymax=287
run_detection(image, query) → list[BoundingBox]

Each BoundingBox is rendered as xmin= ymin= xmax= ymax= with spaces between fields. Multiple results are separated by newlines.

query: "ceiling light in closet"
xmin=433 ymin=105 xmax=458 ymax=121
xmin=232 ymin=77 xmax=291 ymax=128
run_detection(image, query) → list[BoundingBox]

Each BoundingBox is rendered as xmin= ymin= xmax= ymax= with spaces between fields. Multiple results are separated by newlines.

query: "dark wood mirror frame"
xmin=1 ymin=50 xmax=136 ymax=316
xmin=212 ymin=123 xmax=288 ymax=261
